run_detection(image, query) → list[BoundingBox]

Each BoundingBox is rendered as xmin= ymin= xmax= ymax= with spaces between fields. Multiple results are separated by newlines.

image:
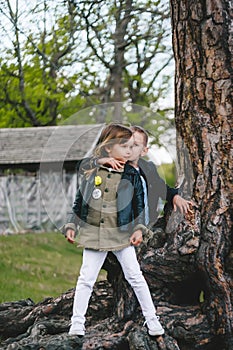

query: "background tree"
xmin=78 ymin=0 xmax=172 ymax=104
xmin=0 ymin=0 xmax=84 ymax=127
xmin=0 ymin=0 xmax=174 ymax=140
xmin=77 ymin=0 xmax=173 ymax=128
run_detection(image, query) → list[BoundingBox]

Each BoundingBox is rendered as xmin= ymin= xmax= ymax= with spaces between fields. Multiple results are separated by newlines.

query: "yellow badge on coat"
xmin=94 ymin=176 xmax=102 ymax=186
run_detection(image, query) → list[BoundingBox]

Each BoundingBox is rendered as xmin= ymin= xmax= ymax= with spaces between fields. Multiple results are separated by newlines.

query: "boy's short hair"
xmin=131 ymin=125 xmax=149 ymax=147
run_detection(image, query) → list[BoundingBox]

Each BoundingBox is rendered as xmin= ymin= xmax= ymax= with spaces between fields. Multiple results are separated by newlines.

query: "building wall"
xmin=0 ymin=171 xmax=77 ymax=234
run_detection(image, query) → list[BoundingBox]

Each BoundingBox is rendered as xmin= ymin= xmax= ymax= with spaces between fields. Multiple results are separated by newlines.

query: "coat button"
xmin=104 ymin=188 xmax=109 ymax=192
xmin=100 ymin=218 xmax=104 ymax=223
xmin=107 ymin=174 xmax=111 ymax=178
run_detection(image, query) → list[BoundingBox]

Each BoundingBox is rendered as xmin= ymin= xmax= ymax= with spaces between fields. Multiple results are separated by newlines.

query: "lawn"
xmin=0 ymin=232 xmax=106 ymax=304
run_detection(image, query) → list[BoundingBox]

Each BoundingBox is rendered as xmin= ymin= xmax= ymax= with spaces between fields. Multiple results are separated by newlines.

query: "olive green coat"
xmin=65 ymin=167 xmax=146 ymax=251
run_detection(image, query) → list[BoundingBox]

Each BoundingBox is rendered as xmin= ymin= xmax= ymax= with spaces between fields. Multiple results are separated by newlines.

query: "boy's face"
xmin=130 ymin=131 xmax=148 ymax=164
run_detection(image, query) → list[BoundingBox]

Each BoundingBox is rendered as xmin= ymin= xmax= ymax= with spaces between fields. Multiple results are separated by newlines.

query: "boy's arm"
xmin=152 ymin=162 xmax=192 ymax=213
xmin=172 ymin=194 xmax=193 ymax=214
xmin=151 ymin=164 xmax=178 ymax=202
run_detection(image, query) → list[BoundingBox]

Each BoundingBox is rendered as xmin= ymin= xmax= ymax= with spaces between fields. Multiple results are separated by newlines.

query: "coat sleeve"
xmin=132 ymin=173 xmax=145 ymax=226
xmin=61 ymin=165 xmax=89 ymax=236
xmin=61 ymin=188 xmax=83 ymax=236
xmin=132 ymin=175 xmax=148 ymax=234
xmin=150 ymin=162 xmax=178 ymax=205
xmin=76 ymin=157 xmax=99 ymax=174
xmin=61 ymin=162 xmax=96 ymax=236
xmin=62 ymin=158 xmax=91 ymax=232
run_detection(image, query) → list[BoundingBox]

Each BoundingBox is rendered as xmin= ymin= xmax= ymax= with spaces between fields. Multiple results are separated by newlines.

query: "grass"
xmin=0 ymin=232 xmax=106 ymax=304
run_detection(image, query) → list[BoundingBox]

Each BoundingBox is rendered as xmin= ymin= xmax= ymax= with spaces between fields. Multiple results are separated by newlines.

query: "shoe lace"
xmin=143 ymin=316 xmax=160 ymax=326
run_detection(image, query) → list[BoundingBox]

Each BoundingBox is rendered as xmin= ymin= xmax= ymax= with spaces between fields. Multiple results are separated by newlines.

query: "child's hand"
xmin=173 ymin=195 xmax=193 ymax=214
xmin=130 ymin=230 xmax=143 ymax=246
xmin=98 ymin=157 xmax=125 ymax=170
xmin=66 ymin=228 xmax=75 ymax=244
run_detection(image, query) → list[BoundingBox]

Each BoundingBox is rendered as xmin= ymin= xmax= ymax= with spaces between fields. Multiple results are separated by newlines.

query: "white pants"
xmin=71 ymin=246 xmax=156 ymax=326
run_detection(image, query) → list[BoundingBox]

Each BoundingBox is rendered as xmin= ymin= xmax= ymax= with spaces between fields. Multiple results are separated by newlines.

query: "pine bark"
xmin=170 ymin=0 xmax=233 ymax=342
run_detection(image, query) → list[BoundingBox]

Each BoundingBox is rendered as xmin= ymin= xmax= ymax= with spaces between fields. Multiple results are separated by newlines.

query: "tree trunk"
xmin=170 ymin=0 xmax=233 ymax=341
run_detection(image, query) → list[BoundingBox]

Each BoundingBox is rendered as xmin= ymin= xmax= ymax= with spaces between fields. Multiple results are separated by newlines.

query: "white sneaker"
xmin=144 ymin=316 xmax=165 ymax=336
xmin=68 ymin=323 xmax=85 ymax=337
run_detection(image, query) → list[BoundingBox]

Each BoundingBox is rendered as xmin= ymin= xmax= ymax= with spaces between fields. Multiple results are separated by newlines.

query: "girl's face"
xmin=105 ymin=135 xmax=134 ymax=162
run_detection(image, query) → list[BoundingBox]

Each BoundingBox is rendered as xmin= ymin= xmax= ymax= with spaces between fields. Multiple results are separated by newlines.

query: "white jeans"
xmin=71 ymin=246 xmax=156 ymax=326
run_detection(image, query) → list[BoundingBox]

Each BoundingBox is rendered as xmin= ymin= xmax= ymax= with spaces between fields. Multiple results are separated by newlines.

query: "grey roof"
xmin=0 ymin=124 xmax=104 ymax=166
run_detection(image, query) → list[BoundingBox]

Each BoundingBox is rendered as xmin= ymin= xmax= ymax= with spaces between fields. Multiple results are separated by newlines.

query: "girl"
xmin=63 ymin=123 xmax=164 ymax=337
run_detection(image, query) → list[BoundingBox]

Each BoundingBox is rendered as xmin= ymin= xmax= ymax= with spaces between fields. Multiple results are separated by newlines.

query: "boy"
xmin=95 ymin=125 xmax=192 ymax=226
xmin=130 ymin=126 xmax=192 ymax=223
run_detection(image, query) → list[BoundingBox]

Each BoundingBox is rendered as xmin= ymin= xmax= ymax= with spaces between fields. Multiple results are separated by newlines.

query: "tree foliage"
xmin=0 ymin=0 xmax=174 ymax=138
xmin=0 ymin=0 xmax=84 ymax=127
xmin=77 ymin=0 xmax=172 ymax=105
